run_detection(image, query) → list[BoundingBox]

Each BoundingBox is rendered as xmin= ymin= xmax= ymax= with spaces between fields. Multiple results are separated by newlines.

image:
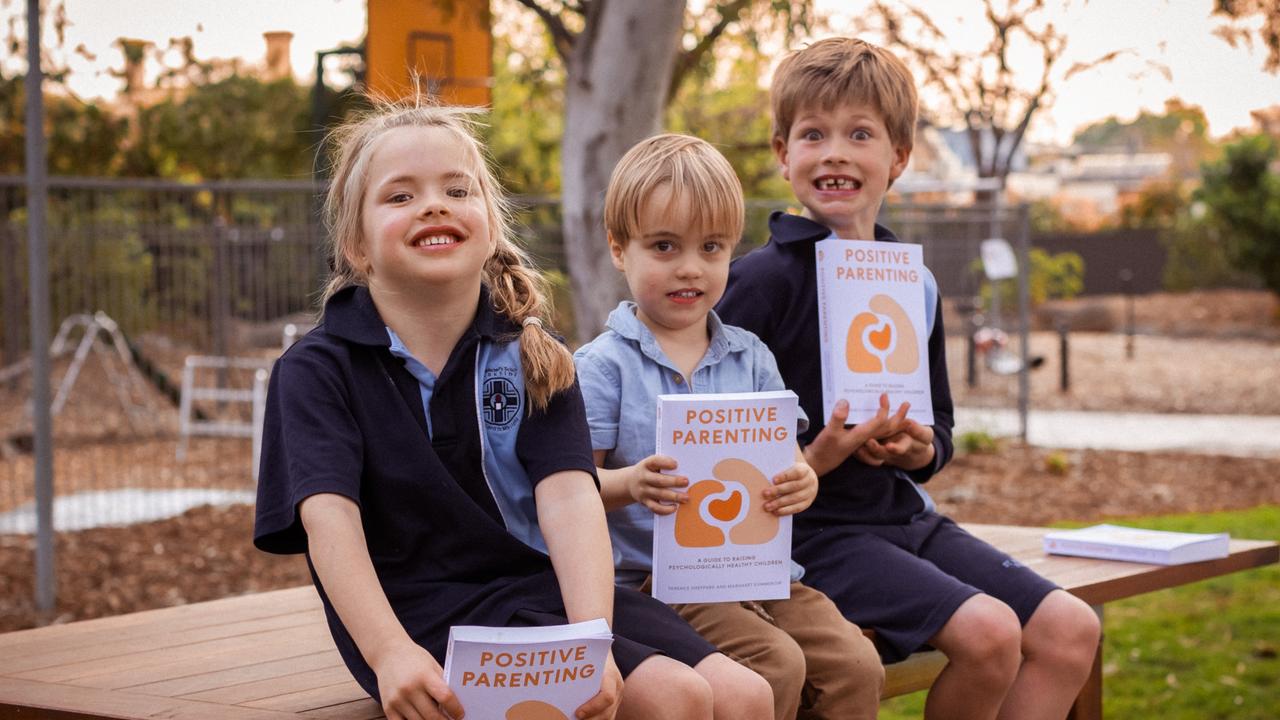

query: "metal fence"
xmin=1 ymin=178 xmax=1030 ymax=538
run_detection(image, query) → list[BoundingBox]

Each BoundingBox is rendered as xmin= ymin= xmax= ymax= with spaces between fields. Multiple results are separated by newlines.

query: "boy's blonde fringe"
xmin=319 ymin=91 xmax=575 ymax=413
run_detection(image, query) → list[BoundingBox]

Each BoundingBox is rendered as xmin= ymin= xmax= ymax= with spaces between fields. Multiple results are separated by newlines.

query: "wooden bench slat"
xmin=124 ymin=652 xmax=340 ymax=697
xmin=77 ymin=634 xmax=339 ymax=691
xmin=0 ymin=677 xmax=301 ymax=720
xmin=242 ymin=682 xmax=371 ymax=713
xmin=300 ymin=698 xmax=385 ymax=720
xmin=181 ymin=666 xmax=357 ymax=705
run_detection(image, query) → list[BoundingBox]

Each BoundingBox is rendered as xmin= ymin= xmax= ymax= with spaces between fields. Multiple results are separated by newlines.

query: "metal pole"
xmin=1120 ymin=268 xmax=1135 ymax=359
xmin=25 ymin=0 xmax=56 ymax=614
xmin=1015 ymin=204 xmax=1032 ymax=442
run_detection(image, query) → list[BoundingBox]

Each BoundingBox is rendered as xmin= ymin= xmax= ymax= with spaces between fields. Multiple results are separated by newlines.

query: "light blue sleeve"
xmin=572 ymin=349 xmax=622 ymax=452
xmin=749 ymin=334 xmax=810 ymax=434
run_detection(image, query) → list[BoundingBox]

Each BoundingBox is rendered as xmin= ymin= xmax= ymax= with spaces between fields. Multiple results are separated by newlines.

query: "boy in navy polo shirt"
xmin=576 ymin=134 xmax=886 ymax=720
xmin=716 ymin=38 xmax=1101 ymax=719
xmin=254 ymin=103 xmax=772 ymax=720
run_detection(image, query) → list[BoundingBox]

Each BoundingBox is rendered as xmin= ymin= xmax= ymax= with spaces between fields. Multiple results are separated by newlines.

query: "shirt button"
xmin=673 ymin=374 xmax=684 ymax=384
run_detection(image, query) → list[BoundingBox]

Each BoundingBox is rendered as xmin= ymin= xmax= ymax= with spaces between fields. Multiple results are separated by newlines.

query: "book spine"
xmin=815 ymin=245 xmax=834 ymax=422
xmin=1044 ymin=538 xmax=1167 ymax=564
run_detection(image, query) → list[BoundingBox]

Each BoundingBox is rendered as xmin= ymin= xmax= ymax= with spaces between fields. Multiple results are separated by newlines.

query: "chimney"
xmin=263 ymin=31 xmax=294 ymax=81
xmin=116 ymin=38 xmax=152 ymax=96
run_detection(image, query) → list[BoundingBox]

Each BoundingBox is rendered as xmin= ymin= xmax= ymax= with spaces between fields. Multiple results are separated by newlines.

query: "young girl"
xmin=253 ymin=102 xmax=772 ymax=720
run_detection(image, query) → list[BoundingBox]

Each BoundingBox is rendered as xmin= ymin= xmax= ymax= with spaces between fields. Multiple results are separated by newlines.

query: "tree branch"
xmin=512 ymin=0 xmax=578 ymax=63
xmin=668 ymin=0 xmax=754 ymax=103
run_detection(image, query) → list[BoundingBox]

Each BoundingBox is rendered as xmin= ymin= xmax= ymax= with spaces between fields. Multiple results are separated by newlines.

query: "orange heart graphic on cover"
xmin=707 ymin=492 xmax=743 ymax=522
xmin=868 ymin=324 xmax=893 ymax=351
xmin=506 ymin=699 xmax=569 ymax=720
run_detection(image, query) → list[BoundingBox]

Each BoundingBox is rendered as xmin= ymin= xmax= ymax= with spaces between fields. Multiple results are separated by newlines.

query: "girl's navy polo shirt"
xmin=717 ymin=212 xmax=956 ymax=530
xmin=253 ymin=284 xmax=598 ymax=697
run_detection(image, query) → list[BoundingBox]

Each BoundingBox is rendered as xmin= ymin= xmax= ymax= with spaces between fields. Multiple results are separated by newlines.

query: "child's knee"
xmin=753 ymin=633 xmax=807 ymax=701
xmin=944 ymin=595 xmax=1022 ymax=668
xmin=1029 ymin=592 xmax=1101 ymax=666
xmin=697 ymin=653 xmax=775 ymax=719
xmin=625 ymin=657 xmax=714 ymax=719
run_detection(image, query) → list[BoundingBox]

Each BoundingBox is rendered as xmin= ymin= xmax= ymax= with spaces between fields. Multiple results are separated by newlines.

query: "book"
xmin=442 ymin=618 xmax=613 ymax=720
xmin=650 ymin=390 xmax=797 ymax=604
xmin=814 ymin=238 xmax=934 ymax=425
xmin=1043 ymin=524 xmax=1230 ymax=565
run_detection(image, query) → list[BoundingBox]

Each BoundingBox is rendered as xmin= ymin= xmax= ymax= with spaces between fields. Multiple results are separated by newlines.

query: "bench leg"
xmin=1067 ymin=605 xmax=1104 ymax=720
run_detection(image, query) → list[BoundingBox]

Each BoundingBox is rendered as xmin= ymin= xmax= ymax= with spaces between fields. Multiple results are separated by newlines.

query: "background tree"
xmin=1073 ymin=99 xmax=1217 ymax=178
xmin=507 ymin=0 xmax=815 ymax=341
xmin=1212 ymin=0 xmax=1280 ymax=73
xmin=861 ymin=0 xmax=1143 ymax=204
xmin=1197 ymin=133 xmax=1280 ymax=296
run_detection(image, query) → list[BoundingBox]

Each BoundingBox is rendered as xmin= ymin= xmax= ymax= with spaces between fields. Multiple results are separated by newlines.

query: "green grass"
xmin=879 ymin=506 xmax=1280 ymax=720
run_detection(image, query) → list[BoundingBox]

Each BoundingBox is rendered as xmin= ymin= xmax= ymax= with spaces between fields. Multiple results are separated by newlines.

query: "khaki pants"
xmin=659 ymin=580 xmax=885 ymax=720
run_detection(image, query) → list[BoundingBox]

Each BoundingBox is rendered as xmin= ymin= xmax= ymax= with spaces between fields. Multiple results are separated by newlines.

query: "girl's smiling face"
xmin=356 ymin=125 xmax=494 ymax=294
xmin=773 ymin=101 xmax=910 ymax=240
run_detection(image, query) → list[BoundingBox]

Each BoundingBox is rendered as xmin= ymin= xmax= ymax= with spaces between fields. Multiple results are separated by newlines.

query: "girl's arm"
xmin=535 ymin=469 xmax=624 ymax=720
xmin=300 ymin=494 xmax=463 ymax=720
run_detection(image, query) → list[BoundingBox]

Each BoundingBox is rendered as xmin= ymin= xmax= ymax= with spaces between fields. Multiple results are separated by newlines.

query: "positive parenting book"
xmin=650 ymin=390 xmax=798 ymax=604
xmin=443 ymin=619 xmax=613 ymax=720
xmin=1043 ymin=524 xmax=1230 ymax=565
xmin=814 ymin=238 xmax=934 ymax=425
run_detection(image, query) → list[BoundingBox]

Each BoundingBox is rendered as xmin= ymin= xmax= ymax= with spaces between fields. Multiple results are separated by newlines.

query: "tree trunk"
xmin=560 ymin=0 xmax=686 ymax=343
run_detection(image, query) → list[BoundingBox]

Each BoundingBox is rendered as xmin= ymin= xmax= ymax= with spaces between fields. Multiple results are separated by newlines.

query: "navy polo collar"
xmin=767 ymin=210 xmax=900 ymax=244
xmin=322 ymin=284 xmax=515 ymax=346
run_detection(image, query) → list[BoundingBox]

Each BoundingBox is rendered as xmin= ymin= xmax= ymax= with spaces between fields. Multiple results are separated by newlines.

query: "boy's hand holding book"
xmin=574 ymin=651 xmax=624 ymax=720
xmin=373 ymin=638 xmax=463 ymax=720
xmin=854 ymin=420 xmax=935 ymax=471
xmin=761 ymin=459 xmax=818 ymax=515
xmin=804 ymin=394 xmax=909 ymax=476
xmin=627 ymin=454 xmax=689 ymax=514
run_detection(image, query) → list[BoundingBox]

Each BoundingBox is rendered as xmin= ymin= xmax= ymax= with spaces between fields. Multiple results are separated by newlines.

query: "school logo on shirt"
xmin=482 ymin=374 xmax=521 ymax=428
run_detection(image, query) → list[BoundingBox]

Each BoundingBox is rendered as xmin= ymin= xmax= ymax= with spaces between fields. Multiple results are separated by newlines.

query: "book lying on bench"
xmin=814 ymin=238 xmax=933 ymax=425
xmin=1043 ymin=524 xmax=1230 ymax=565
xmin=651 ymin=390 xmax=798 ymax=604
xmin=443 ymin=618 xmax=613 ymax=720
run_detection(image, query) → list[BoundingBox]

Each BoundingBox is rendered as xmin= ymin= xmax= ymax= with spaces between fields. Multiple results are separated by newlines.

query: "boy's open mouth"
xmin=668 ymin=289 xmax=703 ymax=303
xmin=815 ymin=176 xmax=861 ymax=191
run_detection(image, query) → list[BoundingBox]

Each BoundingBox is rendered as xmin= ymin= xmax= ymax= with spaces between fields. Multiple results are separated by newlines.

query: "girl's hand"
xmin=372 ymin=640 xmax=464 ymax=720
xmin=853 ymin=420 xmax=936 ymax=471
xmin=762 ymin=461 xmax=818 ymax=515
xmin=803 ymin=394 xmax=909 ymax=476
xmin=627 ymin=454 xmax=688 ymax=515
xmin=572 ymin=651 xmax=624 ymax=720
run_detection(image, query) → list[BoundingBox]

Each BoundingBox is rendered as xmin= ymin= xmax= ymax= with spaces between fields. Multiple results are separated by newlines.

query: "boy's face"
xmin=609 ymin=184 xmax=735 ymax=339
xmin=773 ymin=100 xmax=910 ymax=240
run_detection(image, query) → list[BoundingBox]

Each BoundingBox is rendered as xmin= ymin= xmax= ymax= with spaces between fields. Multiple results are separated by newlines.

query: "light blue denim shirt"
xmin=574 ymin=301 xmax=809 ymax=587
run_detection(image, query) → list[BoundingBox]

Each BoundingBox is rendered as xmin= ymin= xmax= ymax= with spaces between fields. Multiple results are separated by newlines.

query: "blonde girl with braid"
xmin=254 ymin=100 xmax=772 ymax=720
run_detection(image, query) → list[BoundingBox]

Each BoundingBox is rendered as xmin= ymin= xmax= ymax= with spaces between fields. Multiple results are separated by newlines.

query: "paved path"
xmin=956 ymin=407 xmax=1280 ymax=458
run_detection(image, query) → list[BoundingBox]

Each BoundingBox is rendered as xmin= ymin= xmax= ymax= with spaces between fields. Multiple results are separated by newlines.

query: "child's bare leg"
xmin=924 ymin=594 xmax=1021 ymax=720
xmin=616 ymin=654 xmax=712 ymax=720
xmin=694 ymin=652 xmax=775 ymax=720
xmin=996 ymin=590 xmax=1101 ymax=720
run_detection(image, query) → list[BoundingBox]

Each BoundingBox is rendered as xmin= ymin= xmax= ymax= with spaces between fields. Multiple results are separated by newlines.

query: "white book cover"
xmin=815 ymin=239 xmax=934 ymax=425
xmin=443 ymin=618 xmax=613 ymax=720
xmin=1043 ymin=524 xmax=1230 ymax=565
xmin=651 ymin=390 xmax=797 ymax=604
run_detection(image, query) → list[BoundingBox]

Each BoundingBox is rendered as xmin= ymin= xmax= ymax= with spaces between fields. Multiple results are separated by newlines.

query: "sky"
xmin=7 ymin=0 xmax=1280 ymax=146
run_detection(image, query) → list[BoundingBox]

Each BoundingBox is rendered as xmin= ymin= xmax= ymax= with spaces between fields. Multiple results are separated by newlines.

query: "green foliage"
xmin=0 ymin=74 xmax=131 ymax=176
xmin=1073 ymin=100 xmax=1217 ymax=177
xmin=881 ymin=506 xmax=1280 ymax=719
xmin=957 ymin=430 xmax=1001 ymax=454
xmin=1195 ymin=133 xmax=1280 ymax=296
xmin=1160 ymin=213 xmax=1259 ymax=292
xmin=980 ymin=248 xmax=1085 ymax=311
xmin=482 ymin=30 xmax=565 ymax=195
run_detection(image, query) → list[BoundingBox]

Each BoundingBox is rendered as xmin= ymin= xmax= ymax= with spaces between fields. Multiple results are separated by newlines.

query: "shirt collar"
xmin=604 ymin=301 xmax=746 ymax=367
xmin=322 ymin=284 xmax=514 ymax=346
xmin=767 ymin=210 xmax=900 ymax=244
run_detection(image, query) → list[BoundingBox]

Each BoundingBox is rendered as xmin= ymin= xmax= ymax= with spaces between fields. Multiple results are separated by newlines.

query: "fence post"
xmin=1058 ymin=322 xmax=1070 ymax=392
xmin=1120 ymin=268 xmax=1135 ymax=360
xmin=25 ymin=0 xmax=56 ymax=614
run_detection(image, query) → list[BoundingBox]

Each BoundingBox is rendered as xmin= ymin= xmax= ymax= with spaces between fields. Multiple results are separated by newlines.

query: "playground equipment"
xmin=0 ymin=312 xmax=155 ymax=432
xmin=175 ymin=355 xmax=271 ymax=482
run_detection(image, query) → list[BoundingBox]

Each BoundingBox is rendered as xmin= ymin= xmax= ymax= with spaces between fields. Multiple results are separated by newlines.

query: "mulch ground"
xmin=1 ymin=289 xmax=1278 ymax=633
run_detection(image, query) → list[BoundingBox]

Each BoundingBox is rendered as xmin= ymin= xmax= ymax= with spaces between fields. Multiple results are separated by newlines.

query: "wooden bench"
xmin=0 ymin=524 xmax=1274 ymax=720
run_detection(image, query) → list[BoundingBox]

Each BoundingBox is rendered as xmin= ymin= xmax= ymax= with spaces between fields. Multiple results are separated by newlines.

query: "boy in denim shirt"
xmin=717 ymin=38 xmax=1101 ymax=719
xmin=575 ymin=134 xmax=886 ymax=720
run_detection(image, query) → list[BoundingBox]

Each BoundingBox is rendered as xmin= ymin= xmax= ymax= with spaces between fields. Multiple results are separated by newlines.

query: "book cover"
xmin=651 ymin=390 xmax=797 ymax=604
xmin=443 ymin=618 xmax=613 ymax=720
xmin=1043 ymin=524 xmax=1230 ymax=565
xmin=814 ymin=238 xmax=934 ymax=425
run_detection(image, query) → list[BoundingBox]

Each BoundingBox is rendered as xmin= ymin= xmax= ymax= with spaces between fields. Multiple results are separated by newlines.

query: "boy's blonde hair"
xmin=605 ymin=133 xmax=744 ymax=245
xmin=771 ymin=37 xmax=918 ymax=153
xmin=321 ymin=100 xmax=573 ymax=411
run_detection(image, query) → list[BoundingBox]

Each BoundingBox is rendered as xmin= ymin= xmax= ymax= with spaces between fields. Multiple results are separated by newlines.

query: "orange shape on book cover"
xmin=506 ymin=699 xmax=570 ymax=720
xmin=846 ymin=311 xmax=884 ymax=372
xmin=717 ymin=458 xmax=780 ymax=545
xmin=676 ymin=479 xmax=728 ymax=547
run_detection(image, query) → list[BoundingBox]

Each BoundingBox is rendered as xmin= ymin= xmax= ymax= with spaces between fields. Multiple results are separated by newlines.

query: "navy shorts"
xmin=513 ymin=585 xmax=717 ymax=677
xmin=794 ymin=512 xmax=1059 ymax=663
